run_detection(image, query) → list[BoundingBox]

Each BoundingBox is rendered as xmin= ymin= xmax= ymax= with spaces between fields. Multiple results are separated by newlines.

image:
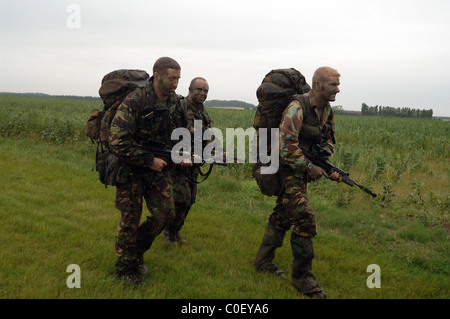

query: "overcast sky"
xmin=1 ymin=0 xmax=449 ymax=116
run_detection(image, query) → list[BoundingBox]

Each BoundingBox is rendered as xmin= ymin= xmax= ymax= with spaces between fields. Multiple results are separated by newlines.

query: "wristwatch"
xmin=306 ymin=163 xmax=313 ymax=172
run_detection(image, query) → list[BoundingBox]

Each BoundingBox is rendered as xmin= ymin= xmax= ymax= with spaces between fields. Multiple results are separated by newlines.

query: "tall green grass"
xmin=0 ymin=95 xmax=448 ymax=298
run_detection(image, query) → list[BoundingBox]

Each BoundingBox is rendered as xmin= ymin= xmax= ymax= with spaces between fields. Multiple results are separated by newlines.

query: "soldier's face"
xmin=156 ymin=68 xmax=181 ymax=96
xmin=189 ymin=79 xmax=209 ymax=104
xmin=321 ymin=76 xmax=340 ymax=102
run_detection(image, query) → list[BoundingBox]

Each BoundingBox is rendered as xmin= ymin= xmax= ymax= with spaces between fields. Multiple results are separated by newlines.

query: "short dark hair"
xmin=189 ymin=77 xmax=207 ymax=88
xmin=153 ymin=57 xmax=180 ymax=75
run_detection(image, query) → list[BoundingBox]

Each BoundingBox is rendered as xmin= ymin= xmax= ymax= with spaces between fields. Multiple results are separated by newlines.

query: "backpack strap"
xmin=291 ymin=94 xmax=310 ymax=123
xmin=135 ymin=86 xmax=148 ymax=119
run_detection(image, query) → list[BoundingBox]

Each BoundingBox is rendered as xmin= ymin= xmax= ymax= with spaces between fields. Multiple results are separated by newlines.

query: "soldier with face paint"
xmin=254 ymin=67 xmax=342 ymax=299
xmin=164 ymin=77 xmax=214 ymax=246
xmin=109 ymin=57 xmax=191 ymax=285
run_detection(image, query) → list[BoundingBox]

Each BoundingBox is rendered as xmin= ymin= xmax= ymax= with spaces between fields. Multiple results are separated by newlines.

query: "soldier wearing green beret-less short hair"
xmin=254 ymin=67 xmax=342 ymax=299
xmin=109 ymin=57 xmax=192 ymax=285
xmin=164 ymin=77 xmax=214 ymax=246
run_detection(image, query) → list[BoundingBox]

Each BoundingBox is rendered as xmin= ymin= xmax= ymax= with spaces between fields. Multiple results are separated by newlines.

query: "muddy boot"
xmin=254 ymin=223 xmax=286 ymax=276
xmin=163 ymin=229 xmax=178 ymax=247
xmin=136 ymin=254 xmax=149 ymax=275
xmin=115 ymin=263 xmax=142 ymax=287
xmin=290 ymin=233 xmax=327 ymax=299
xmin=175 ymin=232 xmax=187 ymax=245
xmin=117 ymin=271 xmax=142 ymax=286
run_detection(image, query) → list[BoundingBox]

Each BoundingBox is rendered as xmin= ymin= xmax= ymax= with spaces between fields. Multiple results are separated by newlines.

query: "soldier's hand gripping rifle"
xmin=301 ymin=144 xmax=377 ymax=198
xmin=144 ymin=140 xmax=228 ymax=166
xmin=144 ymin=140 xmax=246 ymax=166
xmin=144 ymin=140 xmax=236 ymax=183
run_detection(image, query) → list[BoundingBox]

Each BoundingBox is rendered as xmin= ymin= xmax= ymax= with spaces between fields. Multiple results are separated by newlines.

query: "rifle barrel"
xmin=355 ymin=182 xmax=377 ymax=198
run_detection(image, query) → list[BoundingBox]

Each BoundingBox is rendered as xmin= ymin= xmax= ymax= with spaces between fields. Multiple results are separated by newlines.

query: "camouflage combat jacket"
xmin=279 ymin=91 xmax=336 ymax=177
xmin=173 ymin=97 xmax=213 ymax=178
xmin=109 ymin=77 xmax=186 ymax=171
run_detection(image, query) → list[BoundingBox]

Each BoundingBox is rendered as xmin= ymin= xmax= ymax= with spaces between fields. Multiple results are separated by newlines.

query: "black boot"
xmin=290 ymin=233 xmax=327 ymax=299
xmin=117 ymin=271 xmax=142 ymax=286
xmin=164 ymin=226 xmax=187 ymax=247
xmin=254 ymin=223 xmax=286 ymax=276
xmin=163 ymin=229 xmax=178 ymax=247
xmin=115 ymin=264 xmax=142 ymax=287
xmin=175 ymin=232 xmax=187 ymax=245
xmin=136 ymin=254 xmax=149 ymax=275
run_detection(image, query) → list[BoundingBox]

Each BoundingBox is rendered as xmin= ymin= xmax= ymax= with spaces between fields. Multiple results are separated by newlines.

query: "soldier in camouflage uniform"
xmin=254 ymin=67 xmax=342 ymax=299
xmin=109 ymin=57 xmax=190 ymax=285
xmin=164 ymin=77 xmax=213 ymax=246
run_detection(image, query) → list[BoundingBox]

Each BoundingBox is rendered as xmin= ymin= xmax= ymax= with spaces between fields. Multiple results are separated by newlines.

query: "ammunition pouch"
xmin=95 ymin=146 xmax=131 ymax=186
xmin=252 ymin=163 xmax=290 ymax=197
xmin=104 ymin=152 xmax=120 ymax=186
xmin=86 ymin=109 xmax=103 ymax=141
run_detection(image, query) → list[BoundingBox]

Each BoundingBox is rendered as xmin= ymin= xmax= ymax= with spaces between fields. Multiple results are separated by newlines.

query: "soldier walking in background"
xmin=164 ymin=77 xmax=214 ymax=246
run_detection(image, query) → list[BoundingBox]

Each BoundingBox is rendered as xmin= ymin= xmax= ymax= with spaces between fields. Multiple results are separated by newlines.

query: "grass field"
xmin=0 ymin=95 xmax=448 ymax=299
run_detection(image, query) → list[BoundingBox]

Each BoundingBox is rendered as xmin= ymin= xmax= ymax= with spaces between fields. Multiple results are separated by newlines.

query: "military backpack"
xmin=252 ymin=68 xmax=311 ymax=196
xmin=86 ymin=69 xmax=149 ymax=186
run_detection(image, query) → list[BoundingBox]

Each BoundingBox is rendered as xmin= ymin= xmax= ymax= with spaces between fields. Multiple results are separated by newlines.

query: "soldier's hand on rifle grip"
xmin=151 ymin=157 xmax=168 ymax=172
xmin=180 ymin=158 xmax=193 ymax=167
xmin=327 ymin=171 xmax=342 ymax=183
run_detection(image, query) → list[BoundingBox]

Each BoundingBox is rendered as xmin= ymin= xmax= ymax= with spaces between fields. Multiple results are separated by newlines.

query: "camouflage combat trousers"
xmin=114 ymin=171 xmax=175 ymax=274
xmin=166 ymin=171 xmax=198 ymax=233
xmin=256 ymin=174 xmax=327 ymax=297
xmin=269 ymin=174 xmax=317 ymax=237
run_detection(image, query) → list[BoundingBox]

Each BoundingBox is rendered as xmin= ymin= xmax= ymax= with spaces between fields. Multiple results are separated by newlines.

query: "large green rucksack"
xmin=252 ymin=68 xmax=311 ymax=196
xmin=86 ymin=69 xmax=149 ymax=186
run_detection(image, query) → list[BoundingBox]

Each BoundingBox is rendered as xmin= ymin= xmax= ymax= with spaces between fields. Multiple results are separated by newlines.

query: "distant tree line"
xmin=204 ymin=99 xmax=256 ymax=109
xmin=332 ymin=105 xmax=344 ymax=115
xmin=0 ymin=92 xmax=100 ymax=101
xmin=361 ymin=103 xmax=433 ymax=118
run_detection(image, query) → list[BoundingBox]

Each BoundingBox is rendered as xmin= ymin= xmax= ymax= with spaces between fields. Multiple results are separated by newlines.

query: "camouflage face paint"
xmin=189 ymin=79 xmax=209 ymax=105
xmin=157 ymin=68 xmax=181 ymax=97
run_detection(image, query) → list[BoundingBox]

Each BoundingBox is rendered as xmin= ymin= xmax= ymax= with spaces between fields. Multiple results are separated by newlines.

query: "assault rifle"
xmin=144 ymin=140 xmax=246 ymax=166
xmin=301 ymin=144 xmax=377 ymax=198
xmin=144 ymin=140 xmax=229 ymax=166
xmin=144 ymin=140 xmax=246 ymax=183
